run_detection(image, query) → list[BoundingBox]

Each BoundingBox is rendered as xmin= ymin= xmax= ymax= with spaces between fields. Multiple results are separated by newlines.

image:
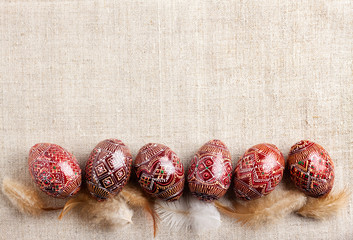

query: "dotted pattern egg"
xmin=287 ymin=140 xmax=334 ymax=198
xmin=188 ymin=139 xmax=233 ymax=202
xmin=85 ymin=139 xmax=132 ymax=201
xmin=28 ymin=143 xmax=82 ymax=198
xmin=233 ymin=143 xmax=285 ymax=200
xmin=134 ymin=143 xmax=185 ymax=201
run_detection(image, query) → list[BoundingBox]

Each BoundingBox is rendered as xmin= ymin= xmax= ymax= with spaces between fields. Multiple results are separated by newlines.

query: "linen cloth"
xmin=0 ymin=1 xmax=352 ymax=239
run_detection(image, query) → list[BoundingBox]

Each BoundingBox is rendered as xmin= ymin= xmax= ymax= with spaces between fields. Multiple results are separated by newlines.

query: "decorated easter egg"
xmin=287 ymin=140 xmax=334 ymax=198
xmin=28 ymin=143 xmax=82 ymax=198
xmin=188 ymin=139 xmax=233 ymax=202
xmin=134 ymin=143 xmax=185 ymax=201
xmin=85 ymin=139 xmax=132 ymax=201
xmin=233 ymin=143 xmax=285 ymax=200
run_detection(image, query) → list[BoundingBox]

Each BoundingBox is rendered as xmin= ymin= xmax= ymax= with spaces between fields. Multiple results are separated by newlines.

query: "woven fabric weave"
xmin=0 ymin=1 xmax=352 ymax=239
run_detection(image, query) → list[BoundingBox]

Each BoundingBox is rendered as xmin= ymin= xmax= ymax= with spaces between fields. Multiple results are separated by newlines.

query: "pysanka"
xmin=85 ymin=139 xmax=133 ymax=201
xmin=287 ymin=140 xmax=334 ymax=198
xmin=188 ymin=139 xmax=233 ymax=202
xmin=232 ymin=143 xmax=285 ymax=200
xmin=134 ymin=143 xmax=185 ymax=201
xmin=28 ymin=143 xmax=82 ymax=198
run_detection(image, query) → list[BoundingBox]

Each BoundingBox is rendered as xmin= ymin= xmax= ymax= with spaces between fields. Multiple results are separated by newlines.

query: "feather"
xmin=296 ymin=188 xmax=350 ymax=220
xmin=58 ymin=192 xmax=89 ymax=219
xmin=59 ymin=185 xmax=157 ymax=233
xmin=154 ymin=195 xmax=221 ymax=235
xmin=120 ymin=185 xmax=158 ymax=236
xmin=59 ymin=191 xmax=133 ymax=228
xmin=188 ymin=196 xmax=221 ymax=235
xmin=82 ymin=194 xmax=133 ymax=227
xmin=215 ymin=189 xmax=307 ymax=227
xmin=2 ymin=177 xmax=61 ymax=216
xmin=155 ymin=198 xmax=190 ymax=232
xmin=2 ymin=177 xmax=44 ymax=215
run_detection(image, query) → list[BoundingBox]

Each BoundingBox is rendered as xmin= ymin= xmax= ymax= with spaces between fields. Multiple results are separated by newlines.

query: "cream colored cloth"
xmin=0 ymin=0 xmax=352 ymax=239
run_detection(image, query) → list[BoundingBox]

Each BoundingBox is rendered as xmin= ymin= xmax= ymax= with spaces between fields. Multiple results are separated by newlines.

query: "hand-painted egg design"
xmin=28 ymin=143 xmax=82 ymax=198
xmin=134 ymin=143 xmax=185 ymax=201
xmin=287 ymin=140 xmax=334 ymax=198
xmin=233 ymin=143 xmax=285 ymax=200
xmin=85 ymin=139 xmax=132 ymax=201
xmin=187 ymin=139 xmax=233 ymax=202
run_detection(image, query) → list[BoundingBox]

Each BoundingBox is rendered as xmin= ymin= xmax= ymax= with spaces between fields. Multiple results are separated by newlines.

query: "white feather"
xmin=155 ymin=199 xmax=190 ymax=231
xmin=188 ymin=196 xmax=221 ymax=235
xmin=155 ymin=196 xmax=221 ymax=235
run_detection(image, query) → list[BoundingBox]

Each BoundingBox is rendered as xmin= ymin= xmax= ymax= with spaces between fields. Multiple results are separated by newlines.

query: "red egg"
xmin=134 ymin=143 xmax=185 ymax=201
xmin=188 ymin=139 xmax=233 ymax=202
xmin=233 ymin=143 xmax=285 ymax=200
xmin=287 ymin=140 xmax=334 ymax=198
xmin=28 ymin=143 xmax=82 ymax=198
xmin=85 ymin=139 xmax=132 ymax=201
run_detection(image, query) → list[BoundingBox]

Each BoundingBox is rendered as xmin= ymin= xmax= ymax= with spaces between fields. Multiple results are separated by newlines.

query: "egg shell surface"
xmin=28 ymin=143 xmax=82 ymax=198
xmin=188 ymin=139 xmax=232 ymax=202
xmin=287 ymin=140 xmax=334 ymax=198
xmin=134 ymin=143 xmax=185 ymax=201
xmin=233 ymin=143 xmax=285 ymax=200
xmin=85 ymin=139 xmax=132 ymax=201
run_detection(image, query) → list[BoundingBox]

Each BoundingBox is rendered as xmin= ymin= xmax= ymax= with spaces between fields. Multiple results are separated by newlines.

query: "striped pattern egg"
xmin=28 ymin=143 xmax=82 ymax=198
xmin=287 ymin=140 xmax=334 ymax=198
xmin=134 ymin=143 xmax=185 ymax=201
xmin=233 ymin=143 xmax=285 ymax=200
xmin=188 ymin=139 xmax=232 ymax=202
xmin=85 ymin=139 xmax=132 ymax=201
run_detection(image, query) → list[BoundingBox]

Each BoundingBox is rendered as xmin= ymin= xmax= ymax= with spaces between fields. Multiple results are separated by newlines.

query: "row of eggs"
xmin=28 ymin=139 xmax=334 ymax=202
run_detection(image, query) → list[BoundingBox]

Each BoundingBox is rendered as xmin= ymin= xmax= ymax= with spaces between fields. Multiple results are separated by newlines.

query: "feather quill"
xmin=59 ymin=191 xmax=133 ymax=228
xmin=155 ymin=198 xmax=190 ymax=232
xmin=58 ymin=192 xmax=89 ymax=219
xmin=296 ymin=189 xmax=350 ymax=220
xmin=120 ymin=185 xmax=158 ymax=236
xmin=59 ymin=185 xmax=157 ymax=234
xmin=215 ymin=189 xmax=307 ymax=227
xmin=2 ymin=177 xmax=61 ymax=215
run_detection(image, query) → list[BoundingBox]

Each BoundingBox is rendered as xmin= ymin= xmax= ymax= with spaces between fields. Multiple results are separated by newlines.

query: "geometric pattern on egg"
xmin=287 ymin=140 xmax=335 ymax=198
xmin=188 ymin=139 xmax=233 ymax=202
xmin=233 ymin=143 xmax=285 ymax=200
xmin=85 ymin=139 xmax=132 ymax=201
xmin=28 ymin=143 xmax=82 ymax=199
xmin=134 ymin=143 xmax=185 ymax=201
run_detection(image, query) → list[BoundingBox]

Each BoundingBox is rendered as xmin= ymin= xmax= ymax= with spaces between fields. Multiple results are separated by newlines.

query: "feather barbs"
xmin=296 ymin=188 xmax=350 ymax=220
xmin=120 ymin=185 xmax=158 ymax=236
xmin=57 ymin=184 xmax=157 ymax=235
xmin=2 ymin=178 xmax=63 ymax=216
xmin=215 ymin=189 xmax=307 ymax=227
xmin=155 ymin=195 xmax=221 ymax=235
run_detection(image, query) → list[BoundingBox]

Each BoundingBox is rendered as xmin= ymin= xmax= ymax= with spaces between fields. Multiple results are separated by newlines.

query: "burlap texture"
xmin=0 ymin=1 xmax=352 ymax=239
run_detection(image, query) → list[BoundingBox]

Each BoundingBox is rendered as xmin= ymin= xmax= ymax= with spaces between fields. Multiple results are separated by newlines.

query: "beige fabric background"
xmin=0 ymin=0 xmax=352 ymax=239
